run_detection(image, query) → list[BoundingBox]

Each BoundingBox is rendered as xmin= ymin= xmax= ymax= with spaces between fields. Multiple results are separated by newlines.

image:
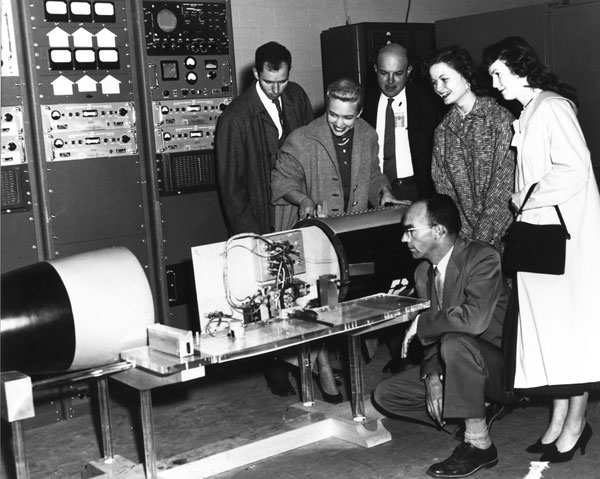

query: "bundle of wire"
xmin=222 ymin=233 xmax=297 ymax=314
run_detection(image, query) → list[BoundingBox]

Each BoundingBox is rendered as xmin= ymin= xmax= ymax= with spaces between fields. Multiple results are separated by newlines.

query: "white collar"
xmin=434 ymin=246 xmax=454 ymax=279
xmin=256 ymin=81 xmax=278 ymax=107
xmin=378 ymin=88 xmax=407 ymax=107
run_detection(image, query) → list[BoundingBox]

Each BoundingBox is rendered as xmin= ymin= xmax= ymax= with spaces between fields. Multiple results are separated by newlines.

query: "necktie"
xmin=273 ymin=98 xmax=289 ymax=142
xmin=383 ymin=97 xmax=397 ymax=183
xmin=434 ymin=266 xmax=444 ymax=310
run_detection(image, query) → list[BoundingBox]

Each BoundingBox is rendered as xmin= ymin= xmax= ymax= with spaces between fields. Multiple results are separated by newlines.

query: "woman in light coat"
xmin=484 ymin=36 xmax=600 ymax=463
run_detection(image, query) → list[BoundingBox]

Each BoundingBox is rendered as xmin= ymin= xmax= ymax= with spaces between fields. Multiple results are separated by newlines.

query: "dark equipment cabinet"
xmin=320 ymin=22 xmax=436 ymax=94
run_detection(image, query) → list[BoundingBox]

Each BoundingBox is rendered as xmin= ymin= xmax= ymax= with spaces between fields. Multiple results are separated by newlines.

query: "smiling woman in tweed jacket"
xmin=429 ymin=46 xmax=515 ymax=253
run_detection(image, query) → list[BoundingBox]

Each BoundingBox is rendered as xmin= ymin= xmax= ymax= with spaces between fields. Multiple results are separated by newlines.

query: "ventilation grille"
xmin=158 ymin=150 xmax=216 ymax=195
xmin=1 ymin=166 xmax=29 ymax=212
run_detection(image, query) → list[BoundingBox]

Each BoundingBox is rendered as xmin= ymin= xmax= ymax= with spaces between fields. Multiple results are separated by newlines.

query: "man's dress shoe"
xmin=426 ymin=442 xmax=498 ymax=478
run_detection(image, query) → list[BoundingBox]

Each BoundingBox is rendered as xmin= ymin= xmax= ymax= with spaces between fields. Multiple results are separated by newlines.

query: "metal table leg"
xmin=298 ymin=343 xmax=314 ymax=406
xmin=96 ymin=376 xmax=114 ymax=461
xmin=11 ymin=421 xmax=29 ymax=479
xmin=140 ymin=390 xmax=157 ymax=479
xmin=347 ymin=335 xmax=366 ymax=422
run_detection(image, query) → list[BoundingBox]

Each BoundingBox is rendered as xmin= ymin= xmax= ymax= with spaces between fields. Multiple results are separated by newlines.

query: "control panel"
xmin=144 ymin=1 xmax=234 ymax=194
xmin=1 ymin=106 xmax=30 ymax=212
xmin=144 ymin=1 xmax=229 ymax=55
xmin=152 ymin=97 xmax=230 ymax=153
xmin=1 ymin=107 xmax=25 ymax=165
xmin=41 ymin=102 xmax=137 ymax=161
xmin=144 ymin=1 xmax=234 ymax=100
xmin=31 ymin=1 xmax=133 ymax=103
xmin=1 ymin=0 xmax=19 ymax=78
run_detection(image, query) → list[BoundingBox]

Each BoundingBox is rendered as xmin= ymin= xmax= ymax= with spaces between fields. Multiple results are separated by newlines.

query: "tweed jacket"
xmin=215 ymin=82 xmax=313 ymax=235
xmin=415 ymin=237 xmax=509 ymax=378
xmin=362 ymin=83 xmax=443 ymax=196
xmin=271 ymin=115 xmax=390 ymax=231
xmin=432 ymin=96 xmax=515 ymax=251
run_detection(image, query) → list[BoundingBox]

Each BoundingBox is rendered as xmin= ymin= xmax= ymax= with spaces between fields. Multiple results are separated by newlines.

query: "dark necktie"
xmin=273 ymin=98 xmax=289 ymax=142
xmin=434 ymin=266 xmax=444 ymax=310
xmin=383 ymin=97 xmax=397 ymax=183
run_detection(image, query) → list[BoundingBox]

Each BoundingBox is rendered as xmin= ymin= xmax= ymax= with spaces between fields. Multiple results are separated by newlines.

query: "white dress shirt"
xmin=256 ymin=82 xmax=283 ymax=139
xmin=375 ymin=89 xmax=413 ymax=178
xmin=433 ymin=246 xmax=454 ymax=296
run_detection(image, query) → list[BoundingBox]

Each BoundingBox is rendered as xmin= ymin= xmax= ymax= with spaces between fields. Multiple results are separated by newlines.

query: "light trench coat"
xmin=511 ymin=91 xmax=600 ymax=389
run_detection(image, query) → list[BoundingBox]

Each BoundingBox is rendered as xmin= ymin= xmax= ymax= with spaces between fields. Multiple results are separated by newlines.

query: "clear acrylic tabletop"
xmin=120 ymin=293 xmax=430 ymax=375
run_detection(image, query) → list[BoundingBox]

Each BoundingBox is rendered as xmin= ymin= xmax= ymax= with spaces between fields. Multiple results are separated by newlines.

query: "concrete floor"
xmin=2 ymin=341 xmax=599 ymax=479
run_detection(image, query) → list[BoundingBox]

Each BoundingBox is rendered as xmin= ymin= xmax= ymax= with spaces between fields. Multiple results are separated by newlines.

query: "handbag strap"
xmin=516 ymin=183 xmax=571 ymax=239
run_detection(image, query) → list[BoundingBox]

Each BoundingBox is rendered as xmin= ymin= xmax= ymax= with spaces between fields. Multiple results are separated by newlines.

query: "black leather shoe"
xmin=525 ymin=437 xmax=556 ymax=454
xmin=322 ymin=391 xmax=343 ymax=404
xmin=539 ymin=423 xmax=593 ymax=463
xmin=426 ymin=442 xmax=498 ymax=478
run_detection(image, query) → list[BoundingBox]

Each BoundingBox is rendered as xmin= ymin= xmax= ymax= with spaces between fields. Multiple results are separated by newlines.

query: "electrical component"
xmin=254 ymin=230 xmax=306 ymax=283
xmin=221 ymin=231 xmax=310 ymax=323
xmin=147 ymin=323 xmax=194 ymax=358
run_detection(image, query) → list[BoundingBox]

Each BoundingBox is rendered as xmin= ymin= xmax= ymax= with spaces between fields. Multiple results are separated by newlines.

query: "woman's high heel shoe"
xmin=540 ymin=423 xmax=593 ymax=463
xmin=525 ymin=437 xmax=557 ymax=454
xmin=322 ymin=391 xmax=343 ymax=404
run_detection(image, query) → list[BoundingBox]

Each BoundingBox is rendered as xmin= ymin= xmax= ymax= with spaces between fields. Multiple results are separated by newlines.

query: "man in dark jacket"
xmin=362 ymin=43 xmax=442 ymax=201
xmin=373 ymin=194 xmax=516 ymax=478
xmin=216 ymin=41 xmax=313 ymax=235
xmin=215 ymin=41 xmax=313 ymax=396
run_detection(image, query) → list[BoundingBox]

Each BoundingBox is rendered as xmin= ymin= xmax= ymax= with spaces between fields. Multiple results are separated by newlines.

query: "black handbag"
xmin=503 ymin=183 xmax=571 ymax=275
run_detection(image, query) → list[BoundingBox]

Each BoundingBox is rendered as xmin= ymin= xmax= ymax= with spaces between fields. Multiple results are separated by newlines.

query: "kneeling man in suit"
xmin=373 ymin=194 xmax=516 ymax=478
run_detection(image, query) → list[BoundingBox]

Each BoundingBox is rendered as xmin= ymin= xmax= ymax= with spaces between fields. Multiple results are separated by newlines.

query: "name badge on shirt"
xmin=395 ymin=111 xmax=406 ymax=129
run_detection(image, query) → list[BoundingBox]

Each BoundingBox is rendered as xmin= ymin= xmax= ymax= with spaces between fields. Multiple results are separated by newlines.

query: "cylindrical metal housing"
xmin=295 ymin=206 xmax=417 ymax=301
xmin=1 ymin=247 xmax=154 ymax=374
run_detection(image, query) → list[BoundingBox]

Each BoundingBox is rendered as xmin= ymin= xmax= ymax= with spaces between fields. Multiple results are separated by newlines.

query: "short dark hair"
xmin=482 ymin=36 xmax=578 ymax=105
xmin=255 ymin=41 xmax=292 ymax=73
xmin=325 ymin=78 xmax=364 ymax=111
xmin=428 ymin=46 xmax=486 ymax=96
xmin=420 ymin=194 xmax=462 ymax=237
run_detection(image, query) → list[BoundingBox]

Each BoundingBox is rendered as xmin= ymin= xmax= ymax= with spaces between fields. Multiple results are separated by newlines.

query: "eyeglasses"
xmin=402 ymin=225 xmax=434 ymax=238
